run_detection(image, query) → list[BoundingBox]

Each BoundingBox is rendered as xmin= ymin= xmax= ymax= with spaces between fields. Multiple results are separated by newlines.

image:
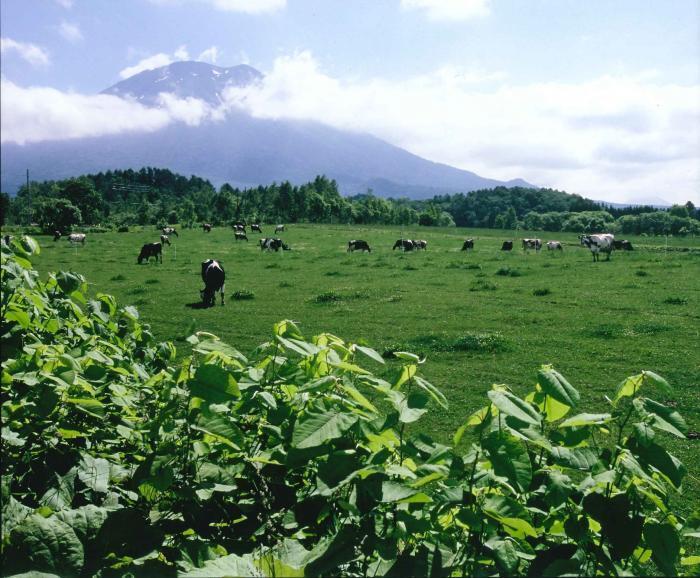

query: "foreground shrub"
xmin=1 ymin=237 xmax=698 ymax=577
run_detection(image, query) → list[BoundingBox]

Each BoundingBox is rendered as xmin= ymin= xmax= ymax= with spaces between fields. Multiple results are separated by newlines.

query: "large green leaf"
xmin=635 ymin=397 xmax=687 ymax=438
xmin=613 ymin=373 xmax=644 ymax=404
xmin=55 ymin=505 xmax=109 ymax=544
xmin=291 ymin=410 xmax=358 ymax=449
xmin=487 ymin=390 xmax=541 ymax=425
xmin=180 ymin=553 xmax=260 ymax=577
xmin=550 ymin=446 xmax=600 ymax=471
xmin=193 ymin=407 xmax=245 ymax=450
xmin=644 ymin=523 xmax=680 ymax=576
xmin=538 ymin=366 xmax=580 ymax=408
xmin=559 ymin=413 xmax=611 ymax=428
xmin=78 ymin=455 xmax=111 ymax=494
xmin=483 ymin=433 xmax=532 ymax=493
xmin=191 ymin=363 xmax=240 ymax=401
xmin=635 ymin=442 xmax=686 ymax=488
xmin=7 ymin=514 xmax=84 ymax=578
xmin=305 ymin=526 xmax=359 ymax=576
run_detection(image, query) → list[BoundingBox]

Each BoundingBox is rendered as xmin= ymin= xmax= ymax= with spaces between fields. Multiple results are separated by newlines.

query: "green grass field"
xmin=28 ymin=224 xmax=700 ymax=512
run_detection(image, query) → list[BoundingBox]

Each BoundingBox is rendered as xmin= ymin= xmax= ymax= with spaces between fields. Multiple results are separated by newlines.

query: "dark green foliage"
xmin=664 ymin=296 xmax=688 ymax=305
xmin=532 ymin=287 xmax=551 ymax=296
xmin=1 ymin=238 xmax=698 ymax=576
xmin=232 ymin=289 xmax=255 ymax=300
xmin=496 ymin=266 xmax=522 ymax=277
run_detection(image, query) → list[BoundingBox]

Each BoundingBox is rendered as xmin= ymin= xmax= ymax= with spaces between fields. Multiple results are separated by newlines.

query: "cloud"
xmin=401 ymin=0 xmax=491 ymax=21
xmin=198 ymin=46 xmax=219 ymax=64
xmin=57 ymin=21 xmax=83 ymax=43
xmin=0 ymin=38 xmax=50 ymax=67
xmin=148 ymin=0 xmax=286 ymax=14
xmin=119 ymin=45 xmax=189 ymax=78
xmin=55 ymin=0 xmax=74 ymax=8
xmin=221 ymin=51 xmax=700 ymax=203
xmin=0 ymin=79 xmax=217 ymax=145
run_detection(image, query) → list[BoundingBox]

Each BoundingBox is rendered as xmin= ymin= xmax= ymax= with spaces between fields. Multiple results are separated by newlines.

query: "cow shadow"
xmin=185 ymin=301 xmax=211 ymax=309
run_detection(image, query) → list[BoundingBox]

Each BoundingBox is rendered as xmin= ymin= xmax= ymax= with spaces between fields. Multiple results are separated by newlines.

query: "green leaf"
xmin=180 ymin=553 xmax=260 ymax=577
xmin=193 ymin=407 xmax=245 ymax=450
xmin=487 ymin=389 xmax=541 ymax=425
xmin=413 ymin=376 xmax=448 ymax=409
xmin=486 ymin=538 xmax=519 ymax=574
xmin=381 ymin=481 xmax=418 ymax=502
xmin=78 ymin=454 xmax=111 ymax=493
xmin=354 ymin=344 xmax=385 ymax=365
xmin=644 ymin=523 xmax=680 ymax=576
xmin=55 ymin=505 xmax=109 ymax=543
xmin=642 ymin=370 xmax=672 ymax=395
xmin=538 ymin=366 xmax=580 ymax=407
xmin=191 ymin=363 xmax=240 ymax=401
xmin=7 ymin=514 xmax=84 ymax=577
xmin=388 ymin=390 xmax=429 ymax=424
xmin=559 ymin=413 xmax=612 ymax=427
xmin=340 ymin=383 xmax=378 ymax=413
xmin=635 ymin=442 xmax=686 ymax=488
xmin=55 ymin=271 xmax=85 ymax=295
xmin=483 ymin=433 xmax=532 ymax=493
xmin=550 ymin=446 xmax=600 ymax=470
xmin=636 ymin=397 xmax=687 ymax=438
xmin=681 ymin=556 xmax=700 ymax=566
xmin=614 ymin=373 xmax=644 ymax=404
xmin=292 ymin=410 xmax=358 ymax=449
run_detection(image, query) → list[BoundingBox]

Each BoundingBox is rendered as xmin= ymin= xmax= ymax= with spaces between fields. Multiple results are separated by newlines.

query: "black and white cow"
xmin=160 ymin=234 xmax=171 ymax=246
xmin=501 ymin=241 xmax=513 ymax=251
xmin=393 ymin=239 xmax=414 ymax=251
xmin=546 ymin=241 xmax=563 ymax=251
xmin=233 ymin=224 xmax=247 ymax=234
xmin=348 ymin=240 xmax=371 ymax=252
xmin=234 ymin=231 xmax=248 ymax=241
xmin=580 ymin=234 xmax=614 ymax=262
xmin=413 ymin=239 xmax=428 ymax=250
xmin=251 ymin=224 xmax=263 ymax=233
xmin=54 ymin=231 xmax=62 ymax=241
xmin=202 ymin=223 xmax=212 ymax=233
xmin=275 ymin=224 xmax=285 ymax=234
xmin=613 ymin=239 xmax=634 ymax=251
xmin=162 ymin=227 xmax=179 ymax=237
xmin=461 ymin=239 xmax=474 ymax=251
xmin=137 ymin=242 xmax=162 ymax=264
xmin=260 ymin=237 xmax=290 ymax=251
xmin=201 ymin=259 xmax=225 ymax=307
xmin=522 ymin=238 xmax=542 ymax=252
xmin=68 ymin=233 xmax=86 ymax=244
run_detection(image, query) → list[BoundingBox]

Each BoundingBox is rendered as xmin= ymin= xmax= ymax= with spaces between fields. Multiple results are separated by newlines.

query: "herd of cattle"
xmin=40 ymin=225 xmax=636 ymax=307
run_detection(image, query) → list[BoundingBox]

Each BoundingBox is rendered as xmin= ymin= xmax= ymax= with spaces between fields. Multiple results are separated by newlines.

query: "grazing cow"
xmin=580 ymin=234 xmax=614 ymax=262
xmin=413 ymin=240 xmax=427 ymax=250
xmin=160 ymin=234 xmax=171 ymax=246
xmin=546 ymin=241 xmax=563 ymax=251
xmin=137 ymin=242 xmax=162 ymax=264
xmin=501 ymin=241 xmax=513 ymax=251
xmin=251 ymin=224 xmax=263 ymax=233
xmin=461 ymin=239 xmax=474 ymax=251
xmin=233 ymin=221 xmax=247 ymax=228
xmin=260 ymin=237 xmax=290 ymax=251
xmin=613 ymin=239 xmax=634 ymax=251
xmin=522 ymin=238 xmax=542 ymax=252
xmin=68 ymin=233 xmax=86 ymax=244
xmin=201 ymin=259 xmax=225 ymax=307
xmin=162 ymin=227 xmax=178 ymax=237
xmin=54 ymin=231 xmax=62 ymax=242
xmin=234 ymin=231 xmax=249 ymax=241
xmin=233 ymin=224 xmax=247 ymax=233
xmin=275 ymin=225 xmax=285 ymax=234
xmin=202 ymin=223 xmax=212 ymax=233
xmin=393 ymin=239 xmax=414 ymax=251
xmin=348 ymin=240 xmax=371 ymax=252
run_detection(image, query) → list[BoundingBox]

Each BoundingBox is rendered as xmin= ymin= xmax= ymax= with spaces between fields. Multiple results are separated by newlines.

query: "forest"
xmin=1 ymin=167 xmax=698 ymax=235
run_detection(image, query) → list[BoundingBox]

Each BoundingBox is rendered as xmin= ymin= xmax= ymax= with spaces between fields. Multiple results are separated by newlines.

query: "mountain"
xmin=1 ymin=61 xmax=535 ymax=198
xmin=101 ymin=61 xmax=263 ymax=106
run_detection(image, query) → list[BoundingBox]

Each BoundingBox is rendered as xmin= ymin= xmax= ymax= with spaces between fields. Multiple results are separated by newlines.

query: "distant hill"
xmin=2 ymin=60 xmax=535 ymax=197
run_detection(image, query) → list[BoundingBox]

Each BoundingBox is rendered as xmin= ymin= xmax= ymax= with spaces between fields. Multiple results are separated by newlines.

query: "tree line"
xmin=1 ymin=167 xmax=697 ymax=235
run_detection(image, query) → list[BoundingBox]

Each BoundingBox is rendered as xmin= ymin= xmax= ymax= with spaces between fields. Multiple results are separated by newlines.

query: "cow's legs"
xmin=220 ymin=285 xmax=225 ymax=306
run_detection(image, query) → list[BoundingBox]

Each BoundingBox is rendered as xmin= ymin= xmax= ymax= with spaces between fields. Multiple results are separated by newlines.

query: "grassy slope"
xmin=30 ymin=224 xmax=700 ymax=512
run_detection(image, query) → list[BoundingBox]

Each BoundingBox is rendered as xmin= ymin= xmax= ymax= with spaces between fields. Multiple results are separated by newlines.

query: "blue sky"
xmin=2 ymin=0 xmax=699 ymax=203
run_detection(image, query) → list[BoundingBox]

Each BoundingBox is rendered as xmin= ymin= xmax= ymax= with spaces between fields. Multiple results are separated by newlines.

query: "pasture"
xmin=29 ymin=224 xmax=700 ymax=511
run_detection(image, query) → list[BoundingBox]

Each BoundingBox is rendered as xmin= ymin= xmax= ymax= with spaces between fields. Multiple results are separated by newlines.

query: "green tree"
xmin=33 ymin=197 xmax=82 ymax=232
xmin=60 ymin=178 xmax=104 ymax=225
xmin=0 ymin=192 xmax=10 ymax=226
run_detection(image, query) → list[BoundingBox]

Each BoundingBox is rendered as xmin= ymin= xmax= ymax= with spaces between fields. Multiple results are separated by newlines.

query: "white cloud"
xmin=148 ymin=0 xmax=286 ymax=14
xmin=221 ymin=52 xmax=700 ymax=203
xmin=401 ymin=0 xmax=491 ymax=21
xmin=57 ymin=21 xmax=83 ymax=43
xmin=198 ymin=45 xmax=219 ymax=64
xmin=0 ymin=37 xmax=50 ymax=67
xmin=55 ymin=0 xmax=74 ymax=8
xmin=0 ymin=79 xmax=218 ymax=145
xmin=119 ymin=45 xmax=189 ymax=78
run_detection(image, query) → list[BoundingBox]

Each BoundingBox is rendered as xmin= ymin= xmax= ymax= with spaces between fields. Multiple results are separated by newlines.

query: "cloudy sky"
xmin=1 ymin=0 xmax=699 ymax=203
